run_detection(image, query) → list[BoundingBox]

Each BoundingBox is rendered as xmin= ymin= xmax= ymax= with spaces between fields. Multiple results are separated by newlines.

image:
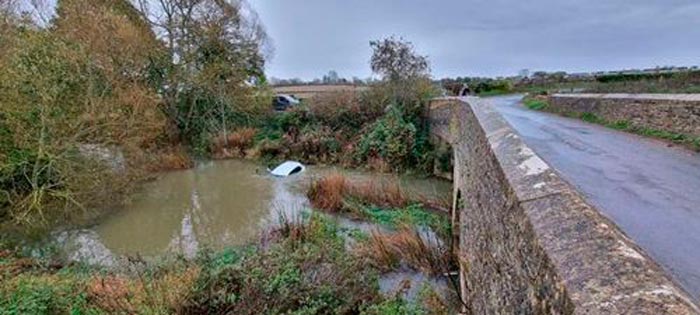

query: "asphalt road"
xmin=487 ymin=95 xmax=700 ymax=301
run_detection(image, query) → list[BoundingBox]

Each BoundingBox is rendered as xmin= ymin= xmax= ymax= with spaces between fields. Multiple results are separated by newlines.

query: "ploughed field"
xmin=272 ymin=84 xmax=370 ymax=99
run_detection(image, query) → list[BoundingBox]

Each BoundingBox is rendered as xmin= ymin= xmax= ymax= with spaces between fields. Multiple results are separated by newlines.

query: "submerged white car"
xmin=269 ymin=161 xmax=305 ymax=177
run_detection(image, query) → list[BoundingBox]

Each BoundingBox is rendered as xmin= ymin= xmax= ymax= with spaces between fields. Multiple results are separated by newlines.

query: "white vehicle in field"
xmin=272 ymin=94 xmax=300 ymax=111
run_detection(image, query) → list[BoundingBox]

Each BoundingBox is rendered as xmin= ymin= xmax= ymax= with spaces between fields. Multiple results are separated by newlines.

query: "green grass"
xmin=0 ymin=213 xmax=454 ymax=315
xmin=522 ymin=96 xmax=700 ymax=151
xmin=346 ymin=202 xmax=451 ymax=238
xmin=580 ymin=112 xmax=605 ymax=124
xmin=523 ymin=98 xmax=548 ymax=111
xmin=576 ymin=113 xmax=700 ymax=151
xmin=476 ymin=89 xmax=513 ymax=97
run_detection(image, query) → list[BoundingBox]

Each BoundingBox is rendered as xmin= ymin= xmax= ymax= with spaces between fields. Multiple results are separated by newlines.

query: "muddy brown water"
xmin=54 ymin=159 xmax=451 ymax=266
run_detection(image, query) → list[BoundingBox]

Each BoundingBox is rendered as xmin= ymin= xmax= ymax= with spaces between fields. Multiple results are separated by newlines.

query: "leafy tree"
xmin=354 ymin=36 xmax=438 ymax=172
xmin=134 ymin=0 xmax=272 ymax=151
xmin=370 ymin=36 xmax=430 ymax=82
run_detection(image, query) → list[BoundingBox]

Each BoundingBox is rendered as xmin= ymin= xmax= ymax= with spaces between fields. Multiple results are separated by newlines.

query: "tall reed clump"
xmin=307 ymin=172 xmax=448 ymax=215
xmin=307 ymin=173 xmax=349 ymax=212
xmin=353 ymin=227 xmax=455 ymax=276
xmin=306 ymin=172 xmax=412 ymax=216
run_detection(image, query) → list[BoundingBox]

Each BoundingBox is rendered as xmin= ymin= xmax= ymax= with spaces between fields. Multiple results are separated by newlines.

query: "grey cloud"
xmin=248 ymin=0 xmax=700 ymax=79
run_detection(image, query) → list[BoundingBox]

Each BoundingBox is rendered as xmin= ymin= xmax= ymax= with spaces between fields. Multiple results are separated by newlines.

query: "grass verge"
xmin=523 ymin=97 xmax=549 ymax=111
xmin=522 ymin=96 xmax=700 ymax=152
xmin=579 ymin=113 xmax=700 ymax=151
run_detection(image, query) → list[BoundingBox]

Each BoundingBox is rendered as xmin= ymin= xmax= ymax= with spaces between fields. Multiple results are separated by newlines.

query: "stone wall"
xmin=548 ymin=94 xmax=700 ymax=137
xmin=429 ymin=97 xmax=699 ymax=315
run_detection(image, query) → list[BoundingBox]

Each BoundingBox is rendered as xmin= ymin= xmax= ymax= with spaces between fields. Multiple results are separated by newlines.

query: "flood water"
xmin=55 ymin=159 xmax=451 ymax=265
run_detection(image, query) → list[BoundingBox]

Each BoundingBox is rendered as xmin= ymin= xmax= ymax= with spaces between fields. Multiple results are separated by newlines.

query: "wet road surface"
xmin=487 ymin=95 xmax=700 ymax=301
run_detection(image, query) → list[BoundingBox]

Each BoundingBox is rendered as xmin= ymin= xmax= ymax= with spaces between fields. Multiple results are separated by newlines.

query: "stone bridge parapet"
xmin=430 ymin=97 xmax=699 ymax=314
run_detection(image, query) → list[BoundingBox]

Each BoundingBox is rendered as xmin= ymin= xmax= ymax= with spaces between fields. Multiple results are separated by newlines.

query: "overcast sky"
xmin=248 ymin=0 xmax=700 ymax=80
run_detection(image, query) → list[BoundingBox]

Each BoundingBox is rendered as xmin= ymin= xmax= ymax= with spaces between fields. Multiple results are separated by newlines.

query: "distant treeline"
xmin=440 ymin=68 xmax=700 ymax=96
xmin=270 ymin=70 xmax=378 ymax=86
xmin=595 ymin=70 xmax=700 ymax=83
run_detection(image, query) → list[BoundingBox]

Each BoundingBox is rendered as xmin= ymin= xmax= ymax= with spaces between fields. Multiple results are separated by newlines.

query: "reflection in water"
xmin=167 ymin=190 xmax=200 ymax=259
xmin=54 ymin=230 xmax=116 ymax=266
xmin=57 ymin=160 xmax=451 ymax=261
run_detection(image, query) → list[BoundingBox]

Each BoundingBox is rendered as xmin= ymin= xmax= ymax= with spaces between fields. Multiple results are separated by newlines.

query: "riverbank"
xmin=0 ymin=169 xmax=460 ymax=314
xmin=1 ymin=213 xmax=458 ymax=314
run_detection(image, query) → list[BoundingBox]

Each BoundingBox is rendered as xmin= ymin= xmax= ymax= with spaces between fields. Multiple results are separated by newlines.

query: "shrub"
xmin=361 ymin=295 xmax=423 ymax=315
xmin=211 ymin=127 xmax=258 ymax=158
xmin=182 ymin=214 xmax=383 ymax=315
xmin=151 ymin=145 xmax=195 ymax=172
xmin=0 ymin=29 xmax=167 ymax=230
xmin=308 ymin=91 xmax=383 ymax=132
xmin=474 ymin=79 xmax=513 ymax=96
xmin=252 ymin=138 xmax=289 ymax=161
xmin=286 ymin=126 xmax=342 ymax=164
xmin=356 ymin=107 xmax=419 ymax=172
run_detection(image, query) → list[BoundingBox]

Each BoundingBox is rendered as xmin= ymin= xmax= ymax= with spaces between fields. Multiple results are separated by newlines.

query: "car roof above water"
xmin=270 ymin=161 xmax=305 ymax=177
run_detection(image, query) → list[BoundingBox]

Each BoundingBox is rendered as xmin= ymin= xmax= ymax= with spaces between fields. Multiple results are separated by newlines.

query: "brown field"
xmin=272 ymin=84 xmax=369 ymax=100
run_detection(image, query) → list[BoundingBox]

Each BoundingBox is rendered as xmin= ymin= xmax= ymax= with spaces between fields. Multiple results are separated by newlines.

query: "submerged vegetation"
xmin=307 ymin=173 xmax=455 ymax=275
xmin=0 ymin=213 xmax=458 ymax=315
